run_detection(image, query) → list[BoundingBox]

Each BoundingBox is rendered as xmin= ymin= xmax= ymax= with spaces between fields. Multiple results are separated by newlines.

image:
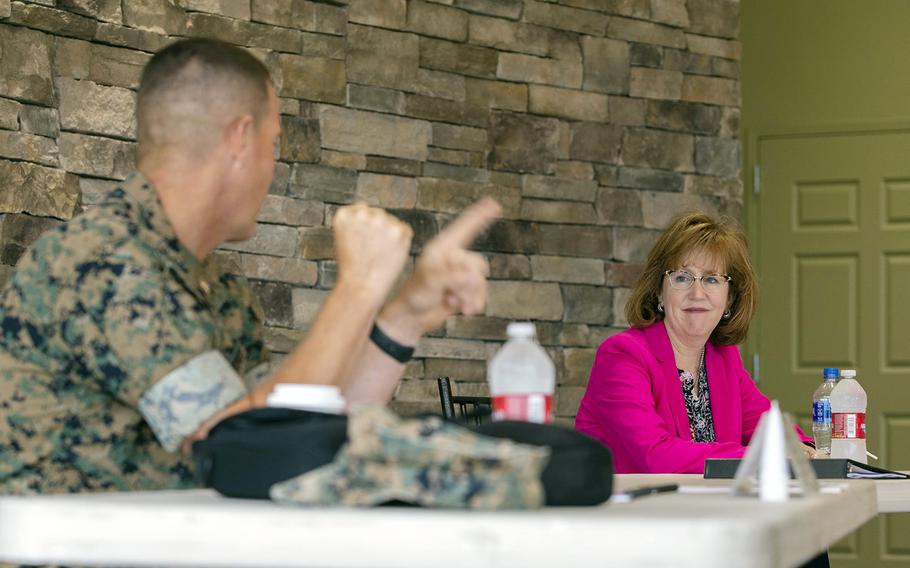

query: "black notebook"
xmin=704 ymin=458 xmax=909 ymax=479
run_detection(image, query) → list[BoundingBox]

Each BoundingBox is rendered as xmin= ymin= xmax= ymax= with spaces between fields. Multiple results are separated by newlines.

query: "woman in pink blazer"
xmin=576 ymin=212 xmax=813 ymax=474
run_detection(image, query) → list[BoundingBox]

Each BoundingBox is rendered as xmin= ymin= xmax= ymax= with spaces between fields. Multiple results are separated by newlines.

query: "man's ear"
xmin=224 ymin=114 xmax=255 ymax=162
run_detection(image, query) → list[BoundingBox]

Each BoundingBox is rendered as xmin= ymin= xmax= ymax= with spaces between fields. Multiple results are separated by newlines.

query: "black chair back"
xmin=437 ymin=376 xmax=491 ymax=426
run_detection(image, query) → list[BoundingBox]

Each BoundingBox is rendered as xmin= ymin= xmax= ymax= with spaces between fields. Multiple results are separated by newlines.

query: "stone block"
xmin=59 ymin=132 xmax=134 ymax=180
xmin=555 ymin=386 xmax=586 ymax=416
xmin=522 ymin=175 xmax=596 ymax=202
xmin=427 ymin=147 xmax=482 ymax=168
xmin=415 ymin=337 xmax=487 ymax=360
xmin=445 ymin=315 xmax=509 ymax=341
xmin=488 ymin=111 xmax=560 ymax=175
xmin=408 ymin=0 xmax=467 ymax=41
xmin=0 ymin=0 xmax=8 ymax=18
xmin=468 ymin=15 xmax=549 ymax=56
xmin=0 ymin=214 xmax=61 ymax=265
xmin=278 ymin=55 xmax=345 ymax=104
xmin=60 ymin=0 xmax=122 ymax=23
xmin=419 ymin=37 xmax=498 ymax=79
xmin=520 ymin=199 xmax=598 ymax=225
xmin=239 ymin=253 xmax=318 ymax=286
xmin=562 ymin=284 xmax=612 ymax=324
xmin=595 ymin=187 xmax=644 ymax=226
xmin=424 ymin=357 xmax=487 ymax=382
xmin=594 ymin=164 xmax=618 ymax=186
xmin=486 ymin=280 xmax=563 ymax=321
xmin=497 ymin=52 xmax=582 ymax=89
xmin=423 ymin=162 xmax=490 ymax=183
xmin=263 ymin=326 xmax=306 ymax=354
xmin=300 ymin=32 xmax=344 ymax=59
xmin=535 ymin=322 xmax=591 ymax=347
xmin=269 ymin=162 xmax=291 ymax=196
xmin=663 ymin=49 xmax=711 ymax=75
xmin=220 ymin=223 xmax=300 ymax=257
xmin=630 ymin=42 xmax=662 ymax=68
xmin=528 ymin=85 xmax=608 ymax=122
xmin=432 ymin=123 xmax=487 ymax=152
xmin=721 ymin=107 xmax=740 ymax=138
xmin=629 ymin=67 xmax=682 ymax=100
xmin=365 ymin=156 xmax=421 ymax=177
xmin=354 ymin=173 xmax=418 ymax=209
xmin=417 ymin=178 xmax=520 ymax=218
xmin=94 ymin=23 xmax=169 ymax=52
xmin=605 ymin=261 xmax=644 ymax=287
xmin=57 ymin=78 xmax=135 ymax=139
xmin=685 ymin=174 xmax=742 ymax=199
xmin=613 ymin=226 xmax=662 ymax=262
xmin=79 ymin=177 xmax=119 ymax=207
xmin=569 ymin=122 xmax=623 ymax=164
xmin=0 ymin=97 xmax=19 ymax=130
xmin=686 ymin=33 xmax=740 ymax=60
xmin=185 ymin=13 xmax=300 ymax=53
xmin=538 ymin=224 xmax=611 ymax=259
xmin=650 ymin=0 xmax=688 ymax=27
xmin=256 ymin=195 xmax=323 ymax=226
xmin=122 ymin=0 xmax=184 ymax=34
xmin=453 ymin=0 xmax=521 ymax=19
xmin=0 ymin=131 xmax=57 ymax=167
xmin=320 ymin=105 xmax=431 ymax=161
xmin=0 ymin=24 xmax=54 ymax=106
xmin=617 ymin=166 xmax=684 ymax=192
xmin=474 ymin=220 xmax=540 ymax=254
xmin=622 ymin=128 xmax=694 ymax=172
xmin=88 ymin=44 xmax=150 ymax=90
xmin=279 ymin=115 xmax=320 ymax=163
xmin=607 ymin=17 xmax=685 ymax=49
xmin=600 ymin=0 xmax=649 ymax=18
xmin=608 ymin=96 xmax=645 ymax=126
xmin=279 ymin=98 xmax=299 ymax=116
xmin=404 ymin=94 xmax=487 ymax=128
xmin=645 ymin=100 xmax=721 ymax=135
xmin=296 ymin=226 xmax=334 ymax=260
xmin=178 ymin=0 xmax=250 ymax=20
xmin=687 ymin=0 xmax=739 ymax=39
xmin=581 ymin=36 xmax=630 ymax=94
xmin=695 ymin=136 xmax=740 ymax=177
xmin=9 ymin=2 xmax=97 ymax=39
xmin=251 ymin=0 xmax=344 ymax=35
xmin=349 ymin=0 xmax=406 ymax=28
xmin=249 ymin=280 xmax=293 ymax=328
xmin=612 ymin=287 xmax=631 ymax=326
xmin=531 ymin=256 xmax=604 ymax=285
xmin=556 ymin=161 xmax=594 ymax=180
xmin=346 ymin=24 xmax=419 ymax=91
xmin=465 ymin=78 xmax=527 ymax=112
xmin=387 ymin=208 xmax=438 ymax=253
xmin=713 ymin=57 xmax=740 ymax=79
xmin=289 ymin=163 xmax=357 ymax=204
xmin=525 ymin=0 xmax=607 ymax=35
xmin=317 ymin=260 xmax=336 ymax=289
xmin=487 ymin=253 xmax=531 ymax=280
xmin=348 ymin=84 xmax=406 ymax=115
xmin=413 ymin=69 xmax=466 ymax=102
xmin=53 ymin=37 xmax=91 ymax=80
xmin=0 ymin=159 xmax=80 ymax=219
xmin=561 ymin=348 xmax=596 ymax=386
xmin=682 ymin=75 xmax=739 ymax=107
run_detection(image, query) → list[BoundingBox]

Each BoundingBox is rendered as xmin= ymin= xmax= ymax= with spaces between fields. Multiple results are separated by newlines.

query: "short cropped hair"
xmin=137 ymin=38 xmax=272 ymax=162
xmin=624 ymin=211 xmax=758 ymax=346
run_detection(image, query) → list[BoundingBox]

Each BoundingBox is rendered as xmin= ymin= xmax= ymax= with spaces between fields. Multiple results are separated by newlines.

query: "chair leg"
xmin=437 ymin=376 xmax=456 ymax=421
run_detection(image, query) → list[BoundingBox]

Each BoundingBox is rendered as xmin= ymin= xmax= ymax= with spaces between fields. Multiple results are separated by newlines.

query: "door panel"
xmin=758 ymin=131 xmax=910 ymax=568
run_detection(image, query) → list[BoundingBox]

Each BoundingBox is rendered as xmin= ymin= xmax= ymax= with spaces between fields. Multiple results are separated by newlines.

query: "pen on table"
xmin=612 ymin=483 xmax=679 ymax=503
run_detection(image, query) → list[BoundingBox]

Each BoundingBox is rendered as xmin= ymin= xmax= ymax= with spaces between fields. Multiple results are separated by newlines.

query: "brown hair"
xmin=624 ymin=211 xmax=758 ymax=345
xmin=137 ymin=38 xmax=272 ymax=162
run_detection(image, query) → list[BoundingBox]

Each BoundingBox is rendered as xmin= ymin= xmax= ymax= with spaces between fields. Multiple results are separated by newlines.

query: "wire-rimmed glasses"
xmin=663 ymin=270 xmax=731 ymax=291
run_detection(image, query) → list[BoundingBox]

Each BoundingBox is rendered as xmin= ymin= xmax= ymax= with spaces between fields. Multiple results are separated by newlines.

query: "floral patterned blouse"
xmin=678 ymin=349 xmax=716 ymax=443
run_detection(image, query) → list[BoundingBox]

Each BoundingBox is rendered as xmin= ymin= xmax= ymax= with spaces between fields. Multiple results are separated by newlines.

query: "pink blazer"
xmin=575 ymin=321 xmax=812 ymax=473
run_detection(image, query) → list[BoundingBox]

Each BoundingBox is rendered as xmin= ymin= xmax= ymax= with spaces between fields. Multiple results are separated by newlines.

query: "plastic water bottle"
xmin=488 ymin=322 xmax=555 ymax=423
xmin=829 ymin=369 xmax=867 ymax=463
xmin=811 ymin=367 xmax=838 ymax=458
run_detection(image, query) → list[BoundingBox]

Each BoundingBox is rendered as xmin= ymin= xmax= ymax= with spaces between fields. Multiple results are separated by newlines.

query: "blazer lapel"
xmin=644 ymin=321 xmax=691 ymax=441
xmin=705 ymin=342 xmax=734 ymax=442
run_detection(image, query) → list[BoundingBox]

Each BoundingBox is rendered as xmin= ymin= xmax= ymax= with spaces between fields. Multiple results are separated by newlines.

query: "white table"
xmin=0 ymin=483 xmax=877 ymax=568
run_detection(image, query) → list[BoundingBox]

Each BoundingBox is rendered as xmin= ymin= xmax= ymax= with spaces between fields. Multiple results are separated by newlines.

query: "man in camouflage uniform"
xmin=0 ymin=39 xmax=500 ymax=494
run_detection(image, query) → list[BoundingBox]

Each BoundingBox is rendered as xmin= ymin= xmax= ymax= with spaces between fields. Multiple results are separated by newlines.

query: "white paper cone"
xmin=759 ymin=401 xmax=790 ymax=502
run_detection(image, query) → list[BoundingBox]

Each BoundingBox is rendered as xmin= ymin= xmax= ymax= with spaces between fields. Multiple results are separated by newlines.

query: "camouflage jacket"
xmin=0 ymin=173 xmax=269 ymax=494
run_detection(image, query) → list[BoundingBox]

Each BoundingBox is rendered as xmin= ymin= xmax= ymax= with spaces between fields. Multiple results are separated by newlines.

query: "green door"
xmin=757 ymin=131 xmax=910 ymax=567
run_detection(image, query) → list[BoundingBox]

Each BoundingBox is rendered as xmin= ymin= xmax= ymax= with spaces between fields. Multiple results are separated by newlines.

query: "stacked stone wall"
xmin=0 ymin=0 xmax=742 ymax=423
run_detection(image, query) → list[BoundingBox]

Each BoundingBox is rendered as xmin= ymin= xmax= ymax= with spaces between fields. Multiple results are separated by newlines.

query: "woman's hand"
xmin=802 ymin=444 xmax=817 ymax=460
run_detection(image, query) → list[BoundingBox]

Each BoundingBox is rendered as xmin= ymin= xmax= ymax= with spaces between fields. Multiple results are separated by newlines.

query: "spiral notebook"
xmin=704 ymin=458 xmax=909 ymax=479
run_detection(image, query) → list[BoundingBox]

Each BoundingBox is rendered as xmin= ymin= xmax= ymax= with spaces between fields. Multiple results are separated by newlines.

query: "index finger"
xmin=435 ymin=197 xmax=502 ymax=248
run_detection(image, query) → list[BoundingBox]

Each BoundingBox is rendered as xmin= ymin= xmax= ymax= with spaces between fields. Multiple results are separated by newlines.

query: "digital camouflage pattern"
xmin=0 ymin=173 xmax=269 ymax=494
xmin=270 ymin=406 xmax=550 ymax=509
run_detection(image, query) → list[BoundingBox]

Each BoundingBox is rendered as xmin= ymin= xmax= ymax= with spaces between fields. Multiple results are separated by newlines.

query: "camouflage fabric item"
xmin=0 ymin=173 xmax=269 ymax=494
xmin=270 ymin=406 xmax=550 ymax=509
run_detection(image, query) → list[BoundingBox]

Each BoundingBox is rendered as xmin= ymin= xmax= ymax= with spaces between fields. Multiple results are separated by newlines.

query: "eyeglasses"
xmin=664 ymin=270 xmax=731 ymax=291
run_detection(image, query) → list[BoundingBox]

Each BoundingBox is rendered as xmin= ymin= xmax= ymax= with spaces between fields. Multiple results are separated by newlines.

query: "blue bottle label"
xmin=813 ymin=400 xmax=832 ymax=425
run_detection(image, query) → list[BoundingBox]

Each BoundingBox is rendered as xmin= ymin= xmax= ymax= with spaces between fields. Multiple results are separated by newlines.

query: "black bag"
xmin=193 ymin=407 xmax=613 ymax=506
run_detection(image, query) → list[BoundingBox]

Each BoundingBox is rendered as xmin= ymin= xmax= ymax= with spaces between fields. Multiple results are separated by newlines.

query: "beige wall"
xmin=0 ymin=0 xmax=743 ymax=422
